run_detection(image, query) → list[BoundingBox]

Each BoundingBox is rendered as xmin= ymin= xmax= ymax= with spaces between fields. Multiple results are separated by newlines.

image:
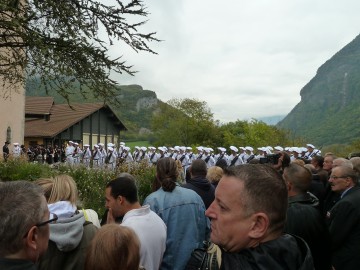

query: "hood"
xmin=187 ymin=176 xmax=212 ymax=191
xmin=49 ymin=210 xmax=85 ymax=252
xmin=221 ymin=234 xmax=314 ymax=270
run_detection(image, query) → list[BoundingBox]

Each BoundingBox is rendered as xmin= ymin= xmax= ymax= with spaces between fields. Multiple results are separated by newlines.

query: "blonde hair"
xmin=85 ymin=224 xmax=141 ymax=270
xmin=35 ymin=175 xmax=78 ymax=206
xmin=206 ymin=166 xmax=223 ymax=184
xmin=291 ymin=159 xmax=305 ymax=167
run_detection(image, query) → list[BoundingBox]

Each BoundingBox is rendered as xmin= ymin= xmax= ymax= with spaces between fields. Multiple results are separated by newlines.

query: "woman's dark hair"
xmin=215 ymin=158 xmax=228 ymax=170
xmin=156 ymin=157 xmax=178 ymax=192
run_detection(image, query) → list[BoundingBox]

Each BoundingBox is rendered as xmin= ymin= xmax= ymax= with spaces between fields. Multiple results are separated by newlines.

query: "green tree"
xmin=151 ymin=98 xmax=218 ymax=146
xmin=0 ymin=0 xmax=158 ymax=101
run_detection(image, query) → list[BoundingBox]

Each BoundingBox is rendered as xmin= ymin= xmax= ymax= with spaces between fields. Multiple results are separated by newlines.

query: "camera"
xmin=259 ymin=153 xmax=281 ymax=165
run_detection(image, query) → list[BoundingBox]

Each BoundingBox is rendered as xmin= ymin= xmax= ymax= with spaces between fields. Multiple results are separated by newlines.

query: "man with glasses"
xmin=326 ymin=165 xmax=360 ymax=270
xmin=0 ymin=181 xmax=54 ymax=269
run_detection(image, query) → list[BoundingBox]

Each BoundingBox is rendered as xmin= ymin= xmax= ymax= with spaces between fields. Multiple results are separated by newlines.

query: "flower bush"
xmin=0 ymin=160 xmax=156 ymax=217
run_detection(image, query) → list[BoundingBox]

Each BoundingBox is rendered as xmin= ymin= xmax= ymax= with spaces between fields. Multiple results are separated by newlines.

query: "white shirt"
xmin=122 ymin=205 xmax=167 ymax=270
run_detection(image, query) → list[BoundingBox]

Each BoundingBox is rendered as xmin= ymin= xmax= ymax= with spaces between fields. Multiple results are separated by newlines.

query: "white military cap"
xmin=141 ymin=146 xmax=147 ymax=151
xmin=158 ymin=146 xmax=164 ymax=152
xmin=306 ymin=144 xmax=315 ymax=149
xmin=84 ymin=144 xmax=90 ymax=147
xmin=208 ymin=148 xmax=214 ymax=152
xmin=291 ymin=147 xmax=302 ymax=154
xmin=120 ymin=142 xmax=125 ymax=146
xmin=186 ymin=146 xmax=193 ymax=150
xmin=266 ymin=146 xmax=274 ymax=151
xmin=239 ymin=147 xmax=246 ymax=150
xmin=257 ymin=147 xmax=265 ymax=151
xmin=149 ymin=146 xmax=156 ymax=150
xmin=134 ymin=146 xmax=140 ymax=150
xmin=230 ymin=146 xmax=238 ymax=152
xmin=98 ymin=143 xmax=104 ymax=146
xmin=274 ymin=146 xmax=283 ymax=151
xmin=13 ymin=142 xmax=19 ymax=145
xmin=108 ymin=143 xmax=114 ymax=147
xmin=245 ymin=146 xmax=254 ymax=152
xmin=196 ymin=146 xmax=203 ymax=151
xmin=74 ymin=142 xmax=79 ymax=145
xmin=107 ymin=147 xmax=114 ymax=151
xmin=93 ymin=144 xmax=99 ymax=148
xmin=301 ymin=147 xmax=307 ymax=152
xmin=180 ymin=146 xmax=186 ymax=151
xmin=204 ymin=147 xmax=211 ymax=153
xmin=124 ymin=146 xmax=130 ymax=151
xmin=69 ymin=141 xmax=73 ymax=144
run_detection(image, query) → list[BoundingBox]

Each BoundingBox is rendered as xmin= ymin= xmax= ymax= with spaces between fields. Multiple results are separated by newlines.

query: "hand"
xmin=106 ymin=208 xmax=115 ymax=224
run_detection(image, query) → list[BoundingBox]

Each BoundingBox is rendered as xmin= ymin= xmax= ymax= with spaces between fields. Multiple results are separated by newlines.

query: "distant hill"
xmin=278 ymin=34 xmax=360 ymax=146
xmin=26 ymin=81 xmax=162 ymax=134
xmin=257 ymin=115 xmax=285 ymax=126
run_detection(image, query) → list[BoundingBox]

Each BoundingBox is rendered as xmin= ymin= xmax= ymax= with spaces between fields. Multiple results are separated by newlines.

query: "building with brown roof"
xmin=25 ymin=97 xmax=127 ymax=148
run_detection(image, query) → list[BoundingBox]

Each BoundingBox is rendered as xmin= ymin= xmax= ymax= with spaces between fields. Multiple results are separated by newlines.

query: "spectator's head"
xmin=215 ymin=158 xmax=228 ymax=170
xmin=311 ymin=155 xmax=324 ymax=169
xmin=36 ymin=175 xmax=79 ymax=206
xmin=329 ymin=165 xmax=357 ymax=194
xmin=156 ymin=157 xmax=178 ymax=192
xmin=85 ymin=224 xmax=140 ymax=270
xmin=206 ymin=166 xmax=224 ymax=185
xmin=332 ymin=158 xmax=353 ymax=170
xmin=323 ymin=153 xmax=336 ymax=172
xmin=0 ymin=181 xmax=51 ymax=262
xmin=350 ymin=157 xmax=360 ymax=178
xmin=291 ymin=159 xmax=305 ymax=167
xmin=283 ymin=163 xmax=312 ymax=196
xmin=206 ymin=164 xmax=287 ymax=252
xmin=105 ymin=173 xmax=139 ymax=218
xmin=190 ymin=159 xmax=207 ymax=178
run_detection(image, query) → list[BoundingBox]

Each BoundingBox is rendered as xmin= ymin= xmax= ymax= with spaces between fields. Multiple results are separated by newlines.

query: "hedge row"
xmin=0 ymin=159 xmax=156 ymax=216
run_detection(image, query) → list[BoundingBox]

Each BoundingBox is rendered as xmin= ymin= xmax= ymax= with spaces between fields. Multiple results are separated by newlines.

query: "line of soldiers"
xmin=61 ymin=141 xmax=321 ymax=171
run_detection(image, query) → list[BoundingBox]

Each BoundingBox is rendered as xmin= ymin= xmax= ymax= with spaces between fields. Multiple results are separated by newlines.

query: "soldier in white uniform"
xmin=239 ymin=147 xmax=247 ymax=163
xmin=196 ymin=146 xmax=204 ymax=160
xmin=12 ymin=143 xmax=21 ymax=158
xmin=132 ymin=146 xmax=140 ymax=161
xmin=215 ymin=147 xmax=228 ymax=164
xmin=105 ymin=146 xmax=117 ymax=171
xmin=148 ymin=146 xmax=158 ymax=165
xmin=65 ymin=141 xmax=75 ymax=166
xmin=203 ymin=147 xmax=215 ymax=168
xmin=98 ymin=143 xmax=106 ymax=168
xmin=137 ymin=146 xmax=149 ymax=163
xmin=121 ymin=146 xmax=133 ymax=163
xmin=228 ymin=146 xmax=243 ymax=166
xmin=244 ymin=146 xmax=255 ymax=163
xmin=177 ymin=146 xmax=189 ymax=169
xmin=82 ymin=144 xmax=92 ymax=168
xmin=72 ymin=142 xmax=82 ymax=166
xmin=92 ymin=144 xmax=102 ymax=168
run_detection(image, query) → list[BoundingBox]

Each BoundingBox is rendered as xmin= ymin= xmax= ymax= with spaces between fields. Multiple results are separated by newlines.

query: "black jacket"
xmin=285 ymin=193 xmax=332 ymax=270
xmin=182 ymin=176 xmax=215 ymax=209
xmin=220 ymin=234 xmax=314 ymax=270
xmin=327 ymin=185 xmax=360 ymax=270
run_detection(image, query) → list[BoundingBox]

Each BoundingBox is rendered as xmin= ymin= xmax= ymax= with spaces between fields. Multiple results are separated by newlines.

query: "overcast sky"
xmin=109 ymin=0 xmax=360 ymax=123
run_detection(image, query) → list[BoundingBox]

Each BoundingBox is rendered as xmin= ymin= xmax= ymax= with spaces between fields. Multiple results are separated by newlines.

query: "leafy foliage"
xmin=0 ymin=159 xmax=156 ymax=215
xmin=1 ymin=0 xmax=158 ymax=102
xmin=151 ymin=98 xmax=219 ymax=146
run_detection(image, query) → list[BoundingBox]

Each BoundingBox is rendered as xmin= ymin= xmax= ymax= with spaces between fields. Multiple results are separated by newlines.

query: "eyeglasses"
xmin=329 ymin=175 xmax=348 ymax=180
xmin=36 ymin=213 xmax=58 ymax=227
xmin=23 ymin=213 xmax=58 ymax=238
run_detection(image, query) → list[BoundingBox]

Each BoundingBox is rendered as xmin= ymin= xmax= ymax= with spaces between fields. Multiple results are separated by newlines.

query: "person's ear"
xmin=248 ymin=213 xmax=269 ymax=239
xmin=117 ymin=195 xmax=124 ymax=204
xmin=26 ymin=226 xmax=39 ymax=251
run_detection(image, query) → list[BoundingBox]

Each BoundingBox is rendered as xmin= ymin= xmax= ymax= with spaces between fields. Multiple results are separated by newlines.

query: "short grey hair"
xmin=0 ymin=181 xmax=47 ymax=257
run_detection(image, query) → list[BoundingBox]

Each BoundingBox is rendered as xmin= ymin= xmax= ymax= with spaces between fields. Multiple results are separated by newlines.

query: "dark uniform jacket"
xmin=326 ymin=185 xmax=360 ymax=270
xmin=285 ymin=192 xmax=332 ymax=270
xmin=220 ymin=234 xmax=314 ymax=270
